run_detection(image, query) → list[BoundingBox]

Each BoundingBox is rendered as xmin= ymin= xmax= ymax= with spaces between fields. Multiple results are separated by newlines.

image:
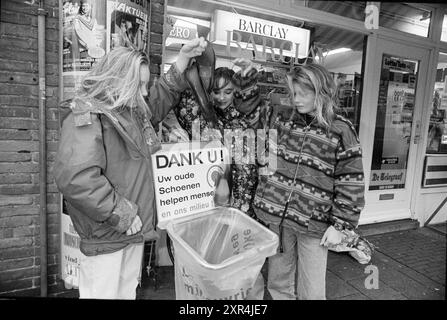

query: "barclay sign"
xmin=238 ymin=18 xmax=289 ymax=39
xmin=212 ymin=10 xmax=310 ymax=60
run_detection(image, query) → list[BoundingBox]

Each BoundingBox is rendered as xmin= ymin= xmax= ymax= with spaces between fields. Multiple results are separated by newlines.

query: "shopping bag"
xmin=328 ymin=229 xmax=375 ymax=264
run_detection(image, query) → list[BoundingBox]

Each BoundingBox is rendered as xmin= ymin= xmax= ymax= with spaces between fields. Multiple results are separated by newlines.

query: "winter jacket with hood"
xmin=54 ymin=65 xmax=187 ymax=256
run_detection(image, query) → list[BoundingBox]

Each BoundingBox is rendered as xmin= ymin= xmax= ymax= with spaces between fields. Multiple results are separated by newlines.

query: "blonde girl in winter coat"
xmin=54 ymin=38 xmax=207 ymax=299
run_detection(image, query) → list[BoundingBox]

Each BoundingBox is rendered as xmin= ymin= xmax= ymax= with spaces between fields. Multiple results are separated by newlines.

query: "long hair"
xmin=286 ymin=63 xmax=338 ymax=128
xmin=77 ymin=47 xmax=149 ymax=112
xmin=213 ymin=67 xmax=235 ymax=90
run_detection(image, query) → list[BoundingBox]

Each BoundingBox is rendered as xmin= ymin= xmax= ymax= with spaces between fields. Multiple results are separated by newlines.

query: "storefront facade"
xmin=1 ymin=0 xmax=446 ymax=297
xmin=160 ymin=0 xmax=447 ymax=227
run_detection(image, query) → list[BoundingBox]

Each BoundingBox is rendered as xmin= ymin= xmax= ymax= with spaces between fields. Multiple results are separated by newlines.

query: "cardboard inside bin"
xmin=151 ymin=141 xmax=230 ymax=230
xmin=166 ymin=207 xmax=279 ymax=269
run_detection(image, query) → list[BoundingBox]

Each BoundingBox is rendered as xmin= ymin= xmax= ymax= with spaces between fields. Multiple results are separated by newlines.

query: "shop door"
xmin=360 ymin=37 xmax=431 ymax=224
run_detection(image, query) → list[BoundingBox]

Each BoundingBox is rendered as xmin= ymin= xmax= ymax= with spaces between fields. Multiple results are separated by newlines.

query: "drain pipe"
xmin=37 ymin=0 xmax=48 ymax=297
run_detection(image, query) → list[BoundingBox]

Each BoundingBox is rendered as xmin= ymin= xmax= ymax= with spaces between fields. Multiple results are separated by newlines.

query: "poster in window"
xmin=369 ymin=55 xmax=418 ymax=190
xmin=62 ymin=0 xmax=107 ymax=74
xmin=106 ymin=0 xmax=149 ymax=53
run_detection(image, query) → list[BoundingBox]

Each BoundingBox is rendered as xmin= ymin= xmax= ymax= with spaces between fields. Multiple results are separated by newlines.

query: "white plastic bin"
xmin=166 ymin=207 xmax=279 ymax=300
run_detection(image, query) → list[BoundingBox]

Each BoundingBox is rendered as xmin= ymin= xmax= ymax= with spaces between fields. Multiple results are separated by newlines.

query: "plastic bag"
xmin=167 ymin=207 xmax=278 ymax=300
xmin=328 ymin=229 xmax=375 ymax=264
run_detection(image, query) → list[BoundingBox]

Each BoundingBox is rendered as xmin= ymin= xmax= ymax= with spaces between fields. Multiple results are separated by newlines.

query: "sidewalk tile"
xmin=376 ymin=266 xmax=444 ymax=300
xmin=347 ymin=278 xmax=407 ymax=300
xmin=326 ymin=271 xmax=359 ymax=299
xmin=334 ymin=293 xmax=370 ymax=300
xmin=328 ymin=262 xmax=367 ymax=281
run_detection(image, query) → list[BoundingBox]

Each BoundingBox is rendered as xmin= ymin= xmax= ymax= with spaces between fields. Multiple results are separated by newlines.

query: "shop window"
xmin=441 ymin=14 xmax=447 ymax=42
xmin=369 ymin=54 xmax=419 ymax=190
xmin=423 ymin=51 xmax=447 ymax=188
xmin=426 ymin=52 xmax=447 ymax=154
xmin=301 ymin=1 xmax=367 ymax=22
xmin=162 ymin=0 xmax=366 ymax=136
xmin=379 ymin=3 xmax=431 ymax=38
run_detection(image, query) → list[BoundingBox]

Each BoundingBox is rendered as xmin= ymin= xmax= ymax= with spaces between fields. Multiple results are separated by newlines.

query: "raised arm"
xmin=149 ymin=37 xmax=208 ymax=127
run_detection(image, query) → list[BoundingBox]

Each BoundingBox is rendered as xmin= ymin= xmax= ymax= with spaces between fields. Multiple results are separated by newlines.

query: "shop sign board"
xmin=381 ymin=157 xmax=399 ymax=165
xmin=212 ymin=10 xmax=310 ymax=60
xmin=152 ymin=142 xmax=230 ymax=230
xmin=382 ymin=56 xmax=416 ymax=74
xmin=422 ymin=155 xmax=447 ymax=187
xmin=164 ymin=15 xmax=211 ymax=46
xmin=369 ymin=169 xmax=406 ymax=190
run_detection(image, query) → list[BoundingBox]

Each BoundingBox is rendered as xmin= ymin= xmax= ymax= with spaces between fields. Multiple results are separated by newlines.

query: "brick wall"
xmin=0 ymin=0 xmax=61 ymax=297
xmin=0 ymin=0 xmax=165 ymax=297
xmin=149 ymin=0 xmax=165 ymax=86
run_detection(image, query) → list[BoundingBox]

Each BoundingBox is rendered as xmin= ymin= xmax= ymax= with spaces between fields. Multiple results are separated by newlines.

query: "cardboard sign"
xmin=152 ymin=141 xmax=230 ymax=230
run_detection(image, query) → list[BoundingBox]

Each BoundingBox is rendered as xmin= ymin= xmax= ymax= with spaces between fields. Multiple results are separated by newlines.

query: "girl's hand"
xmin=179 ymin=36 xmax=207 ymax=59
xmin=176 ymin=37 xmax=207 ymax=73
xmin=233 ymin=58 xmax=254 ymax=77
xmin=320 ymin=225 xmax=344 ymax=247
xmin=126 ymin=215 xmax=142 ymax=236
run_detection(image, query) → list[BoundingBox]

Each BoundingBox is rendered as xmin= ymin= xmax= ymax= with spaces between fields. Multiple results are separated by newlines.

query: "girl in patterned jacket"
xmin=238 ymin=63 xmax=365 ymax=300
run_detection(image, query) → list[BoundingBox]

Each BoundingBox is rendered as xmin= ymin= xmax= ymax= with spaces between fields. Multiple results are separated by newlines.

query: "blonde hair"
xmin=286 ymin=63 xmax=338 ymax=129
xmin=78 ymin=47 xmax=149 ymax=112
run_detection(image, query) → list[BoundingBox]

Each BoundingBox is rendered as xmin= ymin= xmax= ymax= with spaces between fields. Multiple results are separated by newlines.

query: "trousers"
xmin=79 ymin=242 xmax=144 ymax=299
xmin=250 ymin=224 xmax=328 ymax=300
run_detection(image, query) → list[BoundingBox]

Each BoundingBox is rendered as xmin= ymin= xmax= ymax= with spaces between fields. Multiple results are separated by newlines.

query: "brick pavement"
xmin=137 ymin=226 xmax=446 ymax=300
xmin=47 ymin=226 xmax=446 ymax=300
xmin=367 ymin=228 xmax=446 ymax=288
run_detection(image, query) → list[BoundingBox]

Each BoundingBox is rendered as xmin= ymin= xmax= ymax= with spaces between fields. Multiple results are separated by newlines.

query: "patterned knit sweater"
xmin=252 ymin=104 xmax=365 ymax=238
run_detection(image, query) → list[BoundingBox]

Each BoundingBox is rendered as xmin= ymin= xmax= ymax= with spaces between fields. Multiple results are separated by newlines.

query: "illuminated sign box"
xmin=211 ymin=10 xmax=310 ymax=59
xmin=423 ymin=155 xmax=447 ymax=188
xmin=165 ymin=15 xmax=211 ymax=46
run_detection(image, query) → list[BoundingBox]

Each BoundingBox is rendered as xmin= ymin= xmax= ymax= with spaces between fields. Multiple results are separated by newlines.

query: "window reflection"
xmin=426 ymin=52 xmax=447 ymax=154
xmin=441 ymin=14 xmax=447 ymax=42
xmin=379 ymin=3 xmax=431 ymax=38
xmin=163 ymin=0 xmax=366 ymax=136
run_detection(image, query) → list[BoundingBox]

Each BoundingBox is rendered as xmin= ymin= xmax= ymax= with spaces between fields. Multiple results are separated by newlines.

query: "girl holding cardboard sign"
xmin=54 ymin=38 xmax=207 ymax=299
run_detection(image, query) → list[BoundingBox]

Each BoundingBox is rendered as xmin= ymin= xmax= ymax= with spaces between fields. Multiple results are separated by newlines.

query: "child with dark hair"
xmin=172 ymin=58 xmax=262 ymax=219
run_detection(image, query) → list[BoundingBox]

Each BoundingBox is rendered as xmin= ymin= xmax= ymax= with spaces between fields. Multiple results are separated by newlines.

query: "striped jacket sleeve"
xmin=233 ymin=68 xmax=262 ymax=117
xmin=330 ymin=119 xmax=365 ymax=230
